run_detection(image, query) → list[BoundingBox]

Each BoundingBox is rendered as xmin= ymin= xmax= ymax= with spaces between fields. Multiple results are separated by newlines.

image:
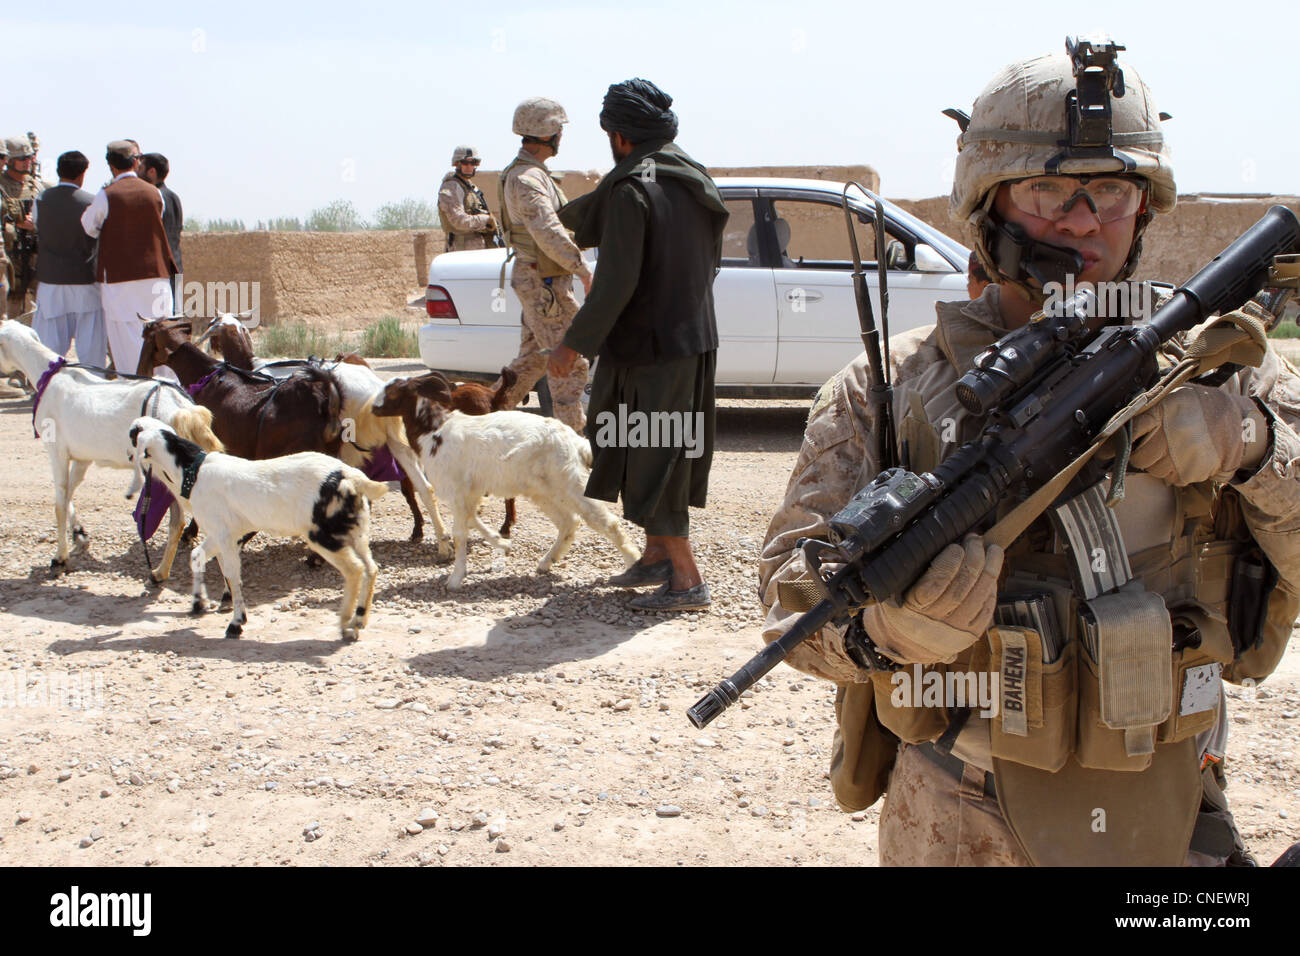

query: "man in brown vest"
xmin=81 ymin=140 xmax=177 ymax=374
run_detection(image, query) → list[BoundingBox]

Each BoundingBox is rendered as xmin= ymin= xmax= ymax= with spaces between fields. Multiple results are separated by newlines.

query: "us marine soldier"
xmin=758 ymin=39 xmax=1300 ymax=866
xmin=496 ymin=97 xmax=592 ymax=433
xmin=26 ymin=132 xmax=53 ymax=191
xmin=2 ymin=134 xmax=45 ymax=319
xmin=438 ymin=146 xmax=498 ymax=252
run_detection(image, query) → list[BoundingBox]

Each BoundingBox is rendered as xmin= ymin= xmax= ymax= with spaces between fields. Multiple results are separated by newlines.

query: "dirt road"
xmin=0 ymin=364 xmax=1295 ymax=866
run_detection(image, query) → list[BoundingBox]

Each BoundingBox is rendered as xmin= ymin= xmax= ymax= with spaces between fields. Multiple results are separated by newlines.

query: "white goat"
xmin=370 ymin=373 xmax=637 ymax=590
xmin=0 ymin=319 xmax=223 ymax=580
xmin=328 ymin=358 xmax=452 ymax=555
xmin=128 ymin=417 xmax=387 ymax=641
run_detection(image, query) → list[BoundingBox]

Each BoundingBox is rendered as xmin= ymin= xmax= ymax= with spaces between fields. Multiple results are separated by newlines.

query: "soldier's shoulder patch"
xmin=809 ymin=372 xmax=843 ymax=422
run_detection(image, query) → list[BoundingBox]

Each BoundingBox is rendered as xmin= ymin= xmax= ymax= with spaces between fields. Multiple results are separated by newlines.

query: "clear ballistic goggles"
xmin=1006 ymin=175 xmax=1146 ymax=224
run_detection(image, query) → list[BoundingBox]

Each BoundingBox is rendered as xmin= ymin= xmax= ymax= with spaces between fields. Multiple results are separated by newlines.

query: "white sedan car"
xmin=419 ymin=177 xmax=971 ymax=394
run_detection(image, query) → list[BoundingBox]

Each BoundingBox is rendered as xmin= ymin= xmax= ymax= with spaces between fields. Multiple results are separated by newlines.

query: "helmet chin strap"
xmin=978 ymin=209 xmax=1086 ymax=292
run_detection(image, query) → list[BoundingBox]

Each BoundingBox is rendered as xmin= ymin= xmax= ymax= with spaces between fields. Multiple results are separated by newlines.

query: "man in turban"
xmin=548 ymin=78 xmax=728 ymax=611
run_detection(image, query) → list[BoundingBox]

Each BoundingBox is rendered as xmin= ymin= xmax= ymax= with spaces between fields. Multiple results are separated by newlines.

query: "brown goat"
xmin=139 ymin=321 xmax=342 ymax=460
xmin=194 ymin=314 xmax=256 ymax=370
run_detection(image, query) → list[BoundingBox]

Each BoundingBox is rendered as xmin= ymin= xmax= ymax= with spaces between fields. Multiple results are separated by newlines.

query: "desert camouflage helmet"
xmin=451 ymin=145 xmax=481 ymax=165
xmin=952 ymin=51 xmax=1173 ymax=222
xmin=950 ymin=40 xmax=1174 ymax=287
xmin=4 ymin=135 xmax=34 ymax=159
xmin=512 ymin=97 xmax=568 ymax=138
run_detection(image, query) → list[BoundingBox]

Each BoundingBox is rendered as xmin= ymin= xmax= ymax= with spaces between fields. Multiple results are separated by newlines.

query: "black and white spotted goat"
xmin=128 ymin=417 xmax=387 ymax=641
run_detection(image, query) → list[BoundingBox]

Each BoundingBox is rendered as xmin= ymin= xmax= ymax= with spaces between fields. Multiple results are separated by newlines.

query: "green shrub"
xmin=255 ymin=323 xmax=349 ymax=359
xmin=360 ymin=316 xmax=420 ymax=358
xmin=1267 ymin=321 xmax=1300 ymax=339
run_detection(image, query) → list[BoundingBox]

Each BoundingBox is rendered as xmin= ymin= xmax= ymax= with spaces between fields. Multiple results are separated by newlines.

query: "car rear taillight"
xmin=426 ymin=285 xmax=459 ymax=319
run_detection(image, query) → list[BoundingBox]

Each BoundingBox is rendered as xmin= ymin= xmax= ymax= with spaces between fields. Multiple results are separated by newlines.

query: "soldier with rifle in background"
xmin=748 ymin=38 xmax=1300 ymax=866
xmin=2 ymin=134 xmax=45 ymax=320
xmin=438 ymin=146 xmax=499 ymax=252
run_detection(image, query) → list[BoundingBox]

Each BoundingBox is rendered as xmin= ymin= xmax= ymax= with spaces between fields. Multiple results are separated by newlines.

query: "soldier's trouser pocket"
xmin=1075 ymin=588 xmax=1173 ymax=772
xmin=987 ymin=626 xmax=1075 ymax=772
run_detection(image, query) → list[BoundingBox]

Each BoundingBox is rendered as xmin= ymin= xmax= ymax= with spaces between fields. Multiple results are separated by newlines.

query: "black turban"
xmin=599 ymin=78 xmax=678 ymax=143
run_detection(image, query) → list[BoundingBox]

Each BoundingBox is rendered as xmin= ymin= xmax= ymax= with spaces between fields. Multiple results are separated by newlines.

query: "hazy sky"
xmin=5 ymin=0 xmax=1296 ymax=226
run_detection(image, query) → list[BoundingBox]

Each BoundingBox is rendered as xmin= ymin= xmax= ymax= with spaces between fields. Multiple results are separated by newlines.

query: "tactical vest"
xmin=856 ymin=299 xmax=1295 ymax=864
xmin=438 ymin=173 xmax=492 ymax=250
xmin=498 ymin=154 xmax=571 ymax=279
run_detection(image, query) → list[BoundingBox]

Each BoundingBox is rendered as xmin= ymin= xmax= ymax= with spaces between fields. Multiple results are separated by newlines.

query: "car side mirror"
xmin=913 ymin=243 xmax=956 ymax=273
xmin=884 ymin=239 xmax=908 ymax=270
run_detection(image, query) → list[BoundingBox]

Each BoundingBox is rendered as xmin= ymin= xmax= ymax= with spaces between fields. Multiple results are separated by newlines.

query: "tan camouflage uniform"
xmin=758 ymin=285 xmax=1300 ymax=865
xmin=437 ymin=172 xmax=496 ymax=252
xmin=1 ymin=163 xmax=43 ymax=320
xmin=500 ymin=148 xmax=591 ymax=433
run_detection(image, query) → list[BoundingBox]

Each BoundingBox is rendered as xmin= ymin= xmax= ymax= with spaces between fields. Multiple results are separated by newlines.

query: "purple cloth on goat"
xmin=32 ymin=356 xmax=68 ymax=438
xmin=187 ymin=369 xmax=218 ymax=397
xmin=134 ymin=475 xmax=174 ymax=542
xmin=363 ymin=445 xmax=404 ymax=482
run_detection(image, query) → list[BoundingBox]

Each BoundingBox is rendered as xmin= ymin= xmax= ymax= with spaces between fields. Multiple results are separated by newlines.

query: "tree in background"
xmin=372 ymin=198 xmax=438 ymax=230
xmin=307 ymin=199 xmax=366 ymax=232
xmin=256 ymin=217 xmax=305 ymax=231
xmin=205 ymin=218 xmax=246 ymax=232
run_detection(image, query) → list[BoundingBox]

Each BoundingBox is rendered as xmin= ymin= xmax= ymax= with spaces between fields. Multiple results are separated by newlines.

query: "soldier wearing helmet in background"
xmin=2 ymin=134 xmax=45 ymax=319
xmin=758 ymin=37 xmax=1300 ymax=866
xmin=26 ymin=132 xmax=53 ymax=191
xmin=494 ymin=97 xmax=592 ymax=434
xmin=438 ymin=146 xmax=498 ymax=252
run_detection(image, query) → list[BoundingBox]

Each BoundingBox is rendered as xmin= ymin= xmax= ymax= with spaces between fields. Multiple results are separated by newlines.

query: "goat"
xmin=142 ymin=321 xmax=446 ymax=550
xmin=447 ymin=367 xmax=518 ymax=538
xmin=129 ymin=417 xmax=386 ymax=641
xmin=327 ymin=353 xmax=449 ymax=549
xmin=370 ymin=371 xmax=637 ymax=590
xmin=138 ymin=321 xmax=343 ymax=460
xmin=0 ymin=319 xmax=224 ymax=580
xmin=193 ymin=313 xmax=256 ymax=370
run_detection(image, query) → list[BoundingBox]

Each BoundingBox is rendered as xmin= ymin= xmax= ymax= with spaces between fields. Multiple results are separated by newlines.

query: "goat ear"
xmin=500 ymin=366 xmax=517 ymax=389
xmin=136 ymin=333 xmax=157 ymax=377
xmin=417 ymin=373 xmax=453 ymax=404
xmin=129 ymin=424 xmax=141 ymax=446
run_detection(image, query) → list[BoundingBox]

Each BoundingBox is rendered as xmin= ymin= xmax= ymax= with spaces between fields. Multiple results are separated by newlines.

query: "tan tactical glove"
xmin=860 ymin=534 xmax=1004 ymax=664
xmin=1129 ymin=384 xmax=1268 ymax=486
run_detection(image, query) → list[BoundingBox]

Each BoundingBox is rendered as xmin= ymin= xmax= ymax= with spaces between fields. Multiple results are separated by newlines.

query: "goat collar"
xmin=32 ymin=356 xmax=68 ymax=438
xmin=179 ymin=450 xmax=206 ymax=500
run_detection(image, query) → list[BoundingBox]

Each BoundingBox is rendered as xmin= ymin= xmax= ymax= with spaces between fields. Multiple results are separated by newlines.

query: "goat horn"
xmin=193 ymin=315 xmax=222 ymax=346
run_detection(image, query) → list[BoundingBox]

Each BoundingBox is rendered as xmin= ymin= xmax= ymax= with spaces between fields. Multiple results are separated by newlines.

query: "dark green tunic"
xmin=559 ymin=141 xmax=727 ymax=536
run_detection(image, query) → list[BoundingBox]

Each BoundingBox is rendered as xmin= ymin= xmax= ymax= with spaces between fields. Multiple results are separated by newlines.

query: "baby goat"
xmin=129 ymin=417 xmax=386 ymax=641
xmin=370 ymin=372 xmax=637 ymax=590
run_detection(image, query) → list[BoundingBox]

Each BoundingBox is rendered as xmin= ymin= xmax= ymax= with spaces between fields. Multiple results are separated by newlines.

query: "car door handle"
xmin=785 ymin=289 xmax=823 ymax=302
